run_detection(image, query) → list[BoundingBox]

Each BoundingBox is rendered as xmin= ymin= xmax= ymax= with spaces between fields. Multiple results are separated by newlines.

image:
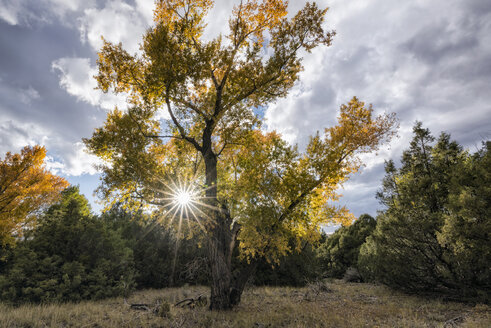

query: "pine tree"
xmin=438 ymin=141 xmax=491 ymax=300
xmin=359 ymin=123 xmax=462 ymax=292
xmin=359 ymin=124 xmax=490 ymax=301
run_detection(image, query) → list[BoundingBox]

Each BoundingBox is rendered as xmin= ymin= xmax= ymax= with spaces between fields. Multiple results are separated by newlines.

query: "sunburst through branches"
xmin=151 ymin=176 xmax=217 ymax=233
xmin=152 ymin=176 xmax=228 ymax=284
xmin=175 ymin=189 xmax=192 ymax=206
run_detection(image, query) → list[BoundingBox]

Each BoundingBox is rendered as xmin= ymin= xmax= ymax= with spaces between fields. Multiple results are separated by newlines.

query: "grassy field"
xmin=0 ymin=280 xmax=489 ymax=327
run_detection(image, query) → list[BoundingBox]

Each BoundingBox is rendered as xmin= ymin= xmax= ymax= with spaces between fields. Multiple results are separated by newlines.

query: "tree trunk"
xmin=230 ymin=261 xmax=258 ymax=306
xmin=203 ymin=150 xmax=229 ymax=310
xmin=203 ymin=147 xmax=255 ymax=310
xmin=207 ymin=224 xmax=256 ymax=310
xmin=201 ymin=120 xmax=259 ymax=309
xmin=208 ymin=231 xmax=233 ymax=310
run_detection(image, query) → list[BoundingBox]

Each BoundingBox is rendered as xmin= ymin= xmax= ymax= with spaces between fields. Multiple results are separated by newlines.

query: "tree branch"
xmin=173 ymin=97 xmax=209 ymax=119
xmin=210 ymin=68 xmax=219 ymax=89
xmin=217 ymin=142 xmax=228 ymax=157
xmin=127 ymin=109 xmax=183 ymax=140
xmin=277 ymin=176 xmax=324 ymax=224
xmin=165 ymin=92 xmax=203 ymax=152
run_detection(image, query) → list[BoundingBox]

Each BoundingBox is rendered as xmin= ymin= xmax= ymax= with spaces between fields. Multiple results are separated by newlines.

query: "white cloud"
xmin=262 ymin=0 xmax=491 ymax=216
xmin=52 ymin=57 xmax=127 ymax=111
xmin=134 ymin=0 xmax=155 ymax=25
xmin=202 ymin=0 xmax=236 ymax=41
xmin=266 ymin=0 xmax=488 ymax=143
xmin=49 ymin=0 xmax=85 ymax=12
xmin=0 ymin=118 xmax=101 ymax=177
xmin=79 ymin=1 xmax=150 ymax=54
xmin=0 ymin=82 xmax=41 ymax=107
xmin=0 ymin=120 xmax=50 ymax=156
xmin=45 ymin=141 xmax=102 ymax=176
xmin=0 ymin=1 xmax=21 ymax=25
xmin=61 ymin=141 xmax=102 ymax=176
xmin=20 ymin=86 xmax=41 ymax=104
xmin=5 ymin=0 xmax=489 ymax=213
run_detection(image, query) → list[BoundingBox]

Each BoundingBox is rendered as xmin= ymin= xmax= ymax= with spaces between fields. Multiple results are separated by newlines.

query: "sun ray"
xmin=136 ymin=216 xmax=164 ymax=242
xmin=184 ymin=204 xmax=192 ymax=231
xmin=162 ymin=201 xmax=181 ymax=212
xmin=143 ymin=171 xmax=218 ymax=237
xmin=166 ymin=202 xmax=182 ymax=228
xmin=170 ymin=204 xmax=184 ymax=286
xmin=188 ymin=202 xmax=211 ymax=228
xmin=188 ymin=202 xmax=213 ymax=223
xmin=188 ymin=206 xmax=206 ymax=232
xmin=189 ymin=199 xmax=223 ymax=212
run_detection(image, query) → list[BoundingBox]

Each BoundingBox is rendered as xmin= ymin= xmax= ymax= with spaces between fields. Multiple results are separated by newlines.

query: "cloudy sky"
xmin=1 ymin=0 xmax=490 ymax=216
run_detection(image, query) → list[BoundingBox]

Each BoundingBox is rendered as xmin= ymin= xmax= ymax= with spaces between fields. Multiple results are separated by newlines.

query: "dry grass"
xmin=1 ymin=281 xmax=489 ymax=327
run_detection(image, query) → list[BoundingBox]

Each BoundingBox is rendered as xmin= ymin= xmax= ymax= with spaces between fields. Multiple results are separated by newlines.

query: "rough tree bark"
xmin=202 ymin=124 xmax=256 ymax=310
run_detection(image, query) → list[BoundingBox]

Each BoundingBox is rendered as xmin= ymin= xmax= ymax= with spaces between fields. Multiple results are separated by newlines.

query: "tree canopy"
xmin=85 ymin=0 xmax=397 ymax=309
xmin=0 ymin=146 xmax=68 ymax=247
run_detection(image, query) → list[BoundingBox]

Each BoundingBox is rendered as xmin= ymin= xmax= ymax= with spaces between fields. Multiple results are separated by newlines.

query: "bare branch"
xmin=210 ymin=68 xmax=219 ymax=89
xmin=173 ymin=97 xmax=209 ymax=119
xmin=217 ymin=142 xmax=228 ymax=157
xmin=165 ymin=91 xmax=203 ymax=152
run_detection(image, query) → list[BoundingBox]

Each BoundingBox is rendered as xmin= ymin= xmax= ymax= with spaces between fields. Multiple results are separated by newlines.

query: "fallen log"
xmin=124 ymin=298 xmax=151 ymax=312
xmin=174 ymin=294 xmax=207 ymax=308
xmin=130 ymin=304 xmax=151 ymax=311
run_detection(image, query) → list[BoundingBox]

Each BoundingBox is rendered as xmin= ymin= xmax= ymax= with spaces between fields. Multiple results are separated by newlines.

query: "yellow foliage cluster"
xmin=231 ymin=98 xmax=396 ymax=262
xmin=0 ymin=146 xmax=68 ymax=246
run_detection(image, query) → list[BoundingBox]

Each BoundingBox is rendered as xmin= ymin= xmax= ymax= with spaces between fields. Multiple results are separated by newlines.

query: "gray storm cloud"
xmin=0 ymin=0 xmax=489 ymax=215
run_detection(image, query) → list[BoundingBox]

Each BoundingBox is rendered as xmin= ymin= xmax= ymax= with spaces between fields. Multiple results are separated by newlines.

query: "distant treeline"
xmin=0 ymin=123 xmax=489 ymax=304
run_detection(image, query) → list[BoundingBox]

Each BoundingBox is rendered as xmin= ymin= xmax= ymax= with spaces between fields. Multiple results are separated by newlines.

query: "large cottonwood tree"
xmin=85 ymin=0 xmax=397 ymax=309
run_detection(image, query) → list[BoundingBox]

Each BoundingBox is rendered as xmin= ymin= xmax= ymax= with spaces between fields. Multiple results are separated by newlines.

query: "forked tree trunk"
xmin=203 ymin=148 xmax=253 ymax=310
xmin=229 ymin=261 xmax=258 ymax=306
xmin=207 ymin=220 xmax=256 ymax=310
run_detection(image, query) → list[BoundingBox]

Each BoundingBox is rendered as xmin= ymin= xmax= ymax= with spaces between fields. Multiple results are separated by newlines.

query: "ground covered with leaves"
xmin=1 ymin=281 xmax=489 ymax=327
